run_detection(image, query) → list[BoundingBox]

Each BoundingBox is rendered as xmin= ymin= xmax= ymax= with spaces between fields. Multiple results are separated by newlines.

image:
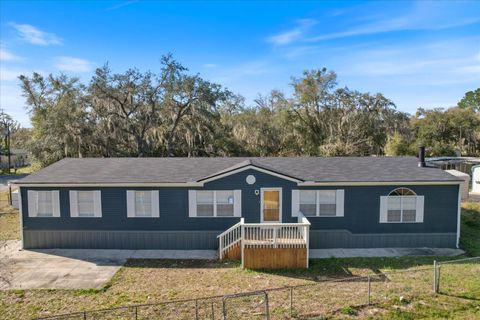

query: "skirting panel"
xmin=23 ymin=230 xmax=222 ymax=250
xmin=23 ymin=229 xmax=457 ymax=250
xmin=309 ymin=230 xmax=457 ymax=249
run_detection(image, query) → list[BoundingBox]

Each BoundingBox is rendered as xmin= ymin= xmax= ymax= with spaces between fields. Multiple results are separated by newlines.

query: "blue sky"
xmin=1 ymin=0 xmax=479 ymax=127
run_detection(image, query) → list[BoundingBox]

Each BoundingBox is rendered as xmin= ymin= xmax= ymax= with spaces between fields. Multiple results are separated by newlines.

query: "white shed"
xmin=445 ymin=170 xmax=470 ymax=200
xmin=472 ymin=165 xmax=480 ymax=194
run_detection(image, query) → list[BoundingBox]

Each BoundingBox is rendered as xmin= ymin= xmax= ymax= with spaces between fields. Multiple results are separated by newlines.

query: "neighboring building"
xmin=472 ymin=165 xmax=480 ymax=194
xmin=445 ymin=170 xmax=470 ymax=200
xmin=0 ymin=149 xmax=30 ymax=169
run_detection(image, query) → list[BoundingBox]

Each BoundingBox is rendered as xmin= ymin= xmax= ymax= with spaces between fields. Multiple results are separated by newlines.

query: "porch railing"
xmin=217 ymin=213 xmax=311 ymax=268
xmin=218 ymin=218 xmax=244 ymax=260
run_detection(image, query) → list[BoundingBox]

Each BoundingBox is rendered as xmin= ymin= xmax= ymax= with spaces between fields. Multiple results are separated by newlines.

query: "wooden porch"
xmin=218 ymin=214 xmax=311 ymax=269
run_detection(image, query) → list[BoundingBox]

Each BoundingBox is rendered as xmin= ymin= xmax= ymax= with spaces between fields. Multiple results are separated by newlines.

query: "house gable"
xmin=197 ymin=164 xmax=303 ymax=184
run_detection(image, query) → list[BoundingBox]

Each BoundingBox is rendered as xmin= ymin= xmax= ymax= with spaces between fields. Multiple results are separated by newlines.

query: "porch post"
xmin=305 ymin=224 xmax=310 ymax=268
xmin=241 ymin=223 xmax=245 ymax=268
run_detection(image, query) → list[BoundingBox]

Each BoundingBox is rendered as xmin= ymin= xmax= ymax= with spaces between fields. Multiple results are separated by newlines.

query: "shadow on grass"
xmin=125 ymin=256 xmax=459 ymax=283
xmin=438 ymin=292 xmax=480 ymax=302
xmin=250 ymin=256 xmax=457 ymax=282
xmin=124 ymin=258 xmax=241 ymax=269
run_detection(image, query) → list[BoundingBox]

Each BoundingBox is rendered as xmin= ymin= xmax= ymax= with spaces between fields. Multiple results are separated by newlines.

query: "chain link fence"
xmin=435 ymin=256 xmax=480 ymax=298
xmin=35 ymin=256 xmax=479 ymax=320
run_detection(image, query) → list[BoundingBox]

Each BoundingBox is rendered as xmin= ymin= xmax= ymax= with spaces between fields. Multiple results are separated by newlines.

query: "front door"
xmin=261 ymin=188 xmax=282 ymax=222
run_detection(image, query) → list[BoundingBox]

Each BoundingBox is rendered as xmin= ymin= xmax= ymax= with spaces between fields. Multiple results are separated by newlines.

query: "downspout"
xmin=456 ymin=184 xmax=461 ymax=249
xmin=18 ymin=186 xmax=24 ymax=249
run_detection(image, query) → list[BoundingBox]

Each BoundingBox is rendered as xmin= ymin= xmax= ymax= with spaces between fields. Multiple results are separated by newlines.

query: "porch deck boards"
xmin=244 ymin=247 xmax=307 ymax=269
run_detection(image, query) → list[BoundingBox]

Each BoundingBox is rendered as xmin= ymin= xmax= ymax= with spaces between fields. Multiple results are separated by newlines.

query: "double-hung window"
xmin=293 ymin=190 xmax=345 ymax=217
xmin=69 ymin=190 xmax=102 ymax=218
xmin=299 ymin=191 xmax=316 ymax=216
xmin=196 ymin=191 xmax=215 ymax=217
xmin=189 ymin=190 xmax=241 ymax=217
xmin=127 ymin=190 xmax=160 ymax=218
xmin=27 ymin=190 xmax=60 ymax=217
xmin=216 ymin=191 xmax=235 ymax=216
xmin=380 ymin=188 xmax=424 ymax=223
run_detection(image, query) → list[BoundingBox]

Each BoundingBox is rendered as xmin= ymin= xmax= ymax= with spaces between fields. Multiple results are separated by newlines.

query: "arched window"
xmin=388 ymin=188 xmax=416 ymax=196
xmin=380 ymin=188 xmax=423 ymax=223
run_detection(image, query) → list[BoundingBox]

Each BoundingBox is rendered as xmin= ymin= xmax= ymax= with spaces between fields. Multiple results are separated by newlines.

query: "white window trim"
xmin=292 ymin=190 xmax=344 ymax=217
xmin=27 ymin=190 xmax=60 ymax=218
xmin=188 ymin=190 xmax=241 ymax=218
xmin=380 ymin=195 xmax=424 ymax=223
xmin=69 ymin=190 xmax=102 ymax=218
xmin=126 ymin=190 xmax=160 ymax=218
xmin=261 ymin=187 xmax=282 ymax=223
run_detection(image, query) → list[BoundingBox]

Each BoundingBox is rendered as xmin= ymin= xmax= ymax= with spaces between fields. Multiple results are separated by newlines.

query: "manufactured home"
xmin=15 ymin=153 xmax=462 ymax=268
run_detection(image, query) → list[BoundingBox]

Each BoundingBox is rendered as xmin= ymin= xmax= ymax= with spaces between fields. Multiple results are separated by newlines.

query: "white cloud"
xmin=305 ymin=2 xmax=480 ymax=43
xmin=267 ymin=19 xmax=316 ymax=45
xmin=0 ymin=84 xmax=31 ymax=127
xmin=0 ymin=68 xmax=28 ymax=81
xmin=332 ymin=37 xmax=480 ymax=89
xmin=209 ymin=60 xmax=276 ymax=84
xmin=106 ymin=0 xmax=139 ymax=11
xmin=455 ymin=65 xmax=480 ymax=75
xmin=11 ymin=23 xmax=61 ymax=45
xmin=54 ymin=56 xmax=93 ymax=72
xmin=202 ymin=63 xmax=218 ymax=69
xmin=0 ymin=47 xmax=22 ymax=61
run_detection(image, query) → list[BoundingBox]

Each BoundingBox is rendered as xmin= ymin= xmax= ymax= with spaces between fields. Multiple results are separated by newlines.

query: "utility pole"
xmin=7 ymin=122 xmax=11 ymax=175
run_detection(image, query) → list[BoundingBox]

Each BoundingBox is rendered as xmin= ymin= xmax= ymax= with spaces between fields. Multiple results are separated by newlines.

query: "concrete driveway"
xmin=0 ymin=240 xmax=126 ymax=289
xmin=0 ymin=240 xmax=216 ymax=290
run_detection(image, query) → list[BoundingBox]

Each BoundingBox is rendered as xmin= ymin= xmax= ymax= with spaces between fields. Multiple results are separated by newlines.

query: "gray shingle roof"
xmin=16 ymin=157 xmax=461 ymax=184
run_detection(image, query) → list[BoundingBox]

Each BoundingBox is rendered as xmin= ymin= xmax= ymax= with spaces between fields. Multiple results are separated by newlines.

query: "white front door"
xmin=261 ymin=188 xmax=282 ymax=223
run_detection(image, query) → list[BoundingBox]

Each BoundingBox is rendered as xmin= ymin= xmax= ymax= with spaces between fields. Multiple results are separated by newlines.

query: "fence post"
xmin=289 ymin=287 xmax=293 ymax=317
xmin=222 ymin=298 xmax=227 ymax=320
xmin=433 ymin=260 xmax=437 ymax=293
xmin=8 ymin=184 xmax=12 ymax=206
xmin=264 ymin=291 xmax=270 ymax=320
xmin=135 ymin=306 xmax=138 ymax=320
xmin=211 ymin=301 xmax=215 ymax=320
xmin=436 ymin=265 xmax=441 ymax=293
xmin=367 ymin=276 xmax=371 ymax=305
xmin=83 ymin=311 xmax=87 ymax=320
xmin=195 ymin=299 xmax=199 ymax=320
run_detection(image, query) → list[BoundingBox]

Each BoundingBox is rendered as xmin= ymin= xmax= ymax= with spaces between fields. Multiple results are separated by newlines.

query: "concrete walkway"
xmin=0 ymin=240 xmax=216 ymax=290
xmin=310 ymin=247 xmax=464 ymax=259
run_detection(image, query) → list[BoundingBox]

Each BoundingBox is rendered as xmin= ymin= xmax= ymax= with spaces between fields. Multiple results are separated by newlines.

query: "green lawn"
xmin=460 ymin=202 xmax=480 ymax=256
xmin=0 ymin=165 xmax=35 ymax=176
xmin=0 ymin=191 xmax=19 ymax=240
xmin=0 ymin=203 xmax=479 ymax=319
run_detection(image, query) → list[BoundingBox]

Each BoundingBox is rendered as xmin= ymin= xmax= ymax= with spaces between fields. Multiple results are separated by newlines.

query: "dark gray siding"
xmin=20 ymin=169 xmax=459 ymax=249
xmin=23 ymin=230 xmax=220 ymax=250
xmin=310 ymin=230 xmax=456 ymax=248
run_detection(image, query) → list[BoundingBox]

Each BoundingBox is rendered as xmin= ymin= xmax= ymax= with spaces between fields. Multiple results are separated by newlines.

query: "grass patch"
xmin=0 ymin=165 xmax=35 ymax=176
xmin=340 ymin=305 xmax=358 ymax=315
xmin=460 ymin=202 xmax=480 ymax=256
xmin=0 ymin=190 xmax=19 ymax=240
xmin=1 ymin=256 xmax=478 ymax=319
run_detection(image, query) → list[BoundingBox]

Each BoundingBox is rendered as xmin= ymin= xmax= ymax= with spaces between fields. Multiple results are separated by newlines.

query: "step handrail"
xmin=218 ymin=218 xmax=244 ymax=260
xmin=217 ymin=218 xmax=244 ymax=238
